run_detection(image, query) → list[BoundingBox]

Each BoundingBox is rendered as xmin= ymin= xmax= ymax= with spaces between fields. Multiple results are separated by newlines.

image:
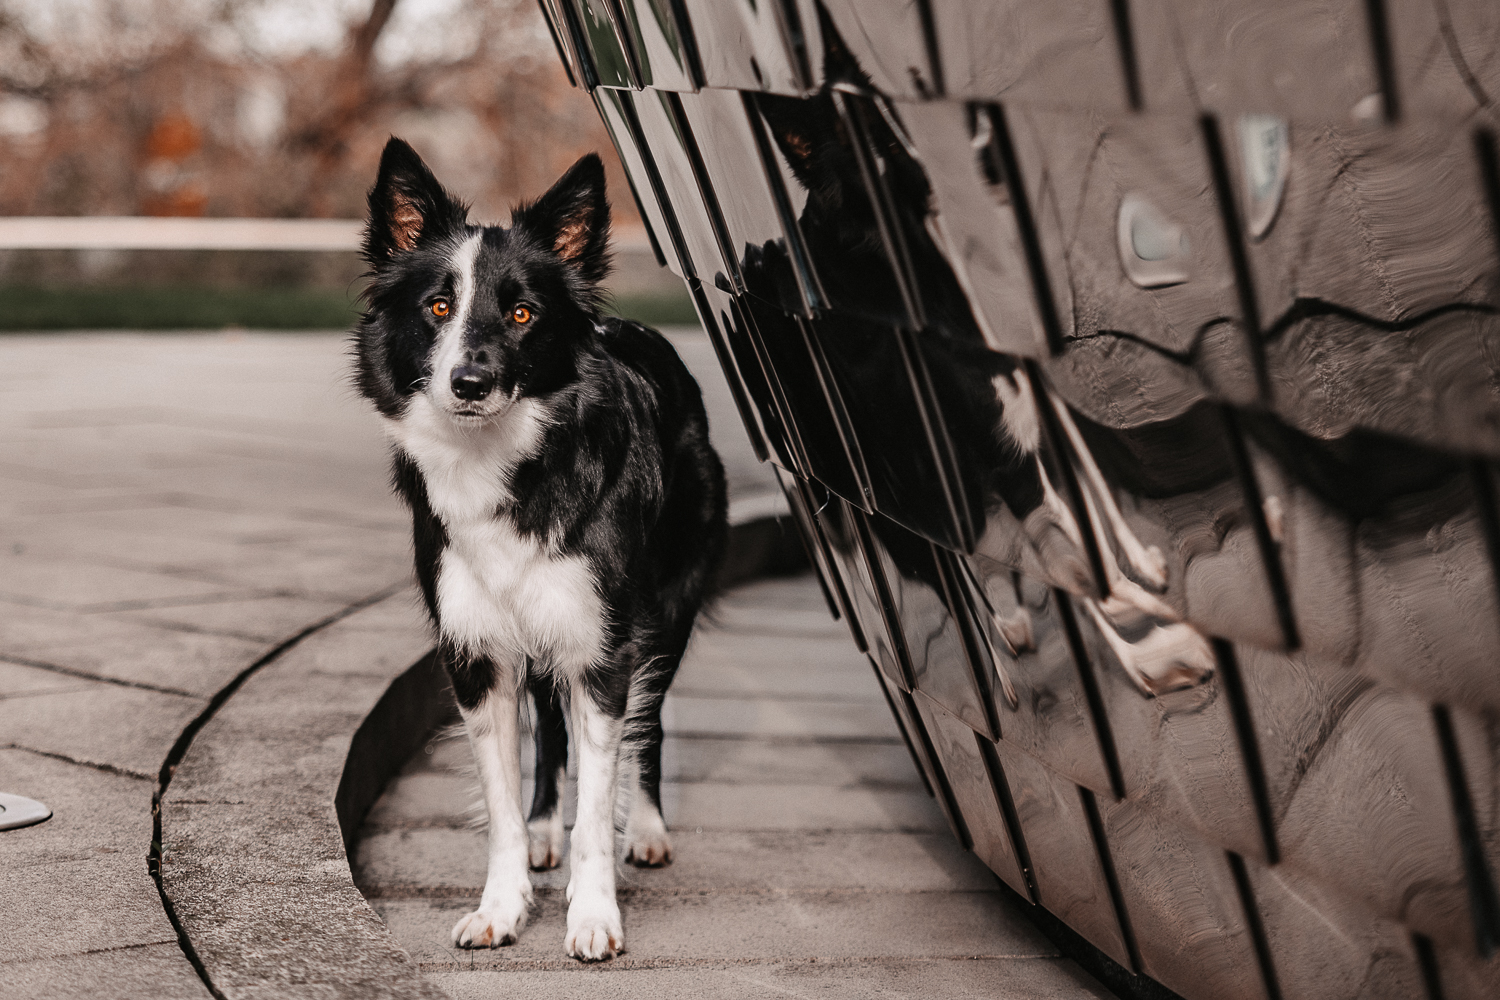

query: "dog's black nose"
xmin=450 ymin=366 xmax=494 ymax=401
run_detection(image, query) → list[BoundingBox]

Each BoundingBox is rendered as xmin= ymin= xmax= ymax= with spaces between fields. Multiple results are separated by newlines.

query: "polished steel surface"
xmin=913 ymin=690 xmax=1029 ymax=897
xmin=549 ymin=2 xmax=1500 ymax=995
xmin=1097 ymin=796 xmax=1267 ymax=1000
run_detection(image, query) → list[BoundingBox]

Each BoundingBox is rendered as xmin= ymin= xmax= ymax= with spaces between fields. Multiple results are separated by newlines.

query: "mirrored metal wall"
xmin=542 ymin=2 xmax=1500 ymax=996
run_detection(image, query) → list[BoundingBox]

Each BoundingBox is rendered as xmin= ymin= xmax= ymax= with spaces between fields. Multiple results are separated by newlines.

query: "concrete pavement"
xmin=355 ymin=571 xmax=1114 ymax=998
xmin=0 ymin=328 xmax=1109 ymax=998
xmin=0 ymin=328 xmax=770 ymax=996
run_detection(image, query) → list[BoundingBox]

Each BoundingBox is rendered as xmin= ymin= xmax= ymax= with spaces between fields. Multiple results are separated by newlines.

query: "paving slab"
xmin=378 ymin=889 xmax=1054 ymax=967
xmin=159 ymin=591 xmax=451 ymax=1000
xmin=3 ymin=605 xmax=271 ymax=693
xmin=1 ymin=945 xmax=212 ymax=1000
xmin=353 ymin=574 xmax=1108 ymax=998
xmin=0 ymin=332 xmax=426 ymax=995
xmin=0 ymin=750 xmax=175 ymax=965
xmin=110 ymin=593 xmax=355 ymax=645
xmin=428 ymin=958 xmax=1113 ymax=1000
xmin=0 ymin=663 xmax=205 ymax=777
xmin=356 ymin=829 xmax=1001 ymax=896
xmin=661 ymin=694 xmax=901 ymax=741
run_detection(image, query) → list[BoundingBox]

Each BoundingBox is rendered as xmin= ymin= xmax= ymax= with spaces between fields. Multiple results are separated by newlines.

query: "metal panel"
xmin=818 ymin=499 xmax=914 ymax=692
xmin=739 ymin=295 xmax=864 ymax=504
xmin=1242 ymin=424 xmax=1500 ymax=714
xmin=1446 ymin=702 xmax=1500 ymax=954
xmin=538 ymin=0 xmax=591 ymax=88
xmin=1233 ymin=117 xmax=1500 ymax=458
xmin=593 ymin=88 xmax=685 ymax=275
xmin=1133 ymin=1 xmax=1376 ymax=119
xmin=817 ymin=0 xmax=934 ymax=99
xmin=966 ymin=563 xmax=1116 ymax=798
xmin=615 ymin=0 xmax=701 ymax=92
xmin=927 ymin=0 xmax=1131 ymax=110
xmin=993 ymin=738 xmax=1134 ymax=969
xmin=1387 ymin=0 xmax=1500 ymax=126
xmin=678 ymin=0 xmax=821 ymax=96
xmin=1007 ymin=105 xmax=1263 ymax=412
xmin=1235 ymin=643 xmax=1476 ymax=950
xmin=896 ymin=98 xmax=1052 ymax=358
xmin=772 ymin=467 xmax=848 ymax=627
xmin=1434 ymin=938 xmax=1500 ymax=1000
xmin=753 ymin=89 xmax=935 ymax=333
xmin=882 ymin=534 xmax=997 ymax=741
xmin=1097 ymin=797 xmax=1270 ymax=1000
xmin=1048 ymin=388 xmax=1286 ymax=655
xmin=913 ymin=690 xmax=1031 ymax=898
xmin=807 ymin=315 xmax=971 ymax=551
xmin=625 ymin=87 xmax=734 ymax=282
xmin=674 ymin=88 xmax=803 ymax=309
xmin=872 ymin=660 xmax=967 ymax=844
xmin=693 ymin=278 xmax=795 ymax=472
xmin=568 ymin=0 xmax=641 ymax=89
xmin=1243 ymin=849 xmax=1425 ymax=1000
xmin=1068 ymin=590 xmax=1265 ymax=861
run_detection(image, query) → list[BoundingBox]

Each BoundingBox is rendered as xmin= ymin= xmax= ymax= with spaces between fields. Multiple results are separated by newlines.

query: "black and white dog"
xmin=353 ymin=139 xmax=727 ymax=960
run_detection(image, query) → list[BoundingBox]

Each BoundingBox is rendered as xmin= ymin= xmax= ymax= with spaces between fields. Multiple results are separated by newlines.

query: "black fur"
xmin=353 ymin=138 xmax=727 ymax=856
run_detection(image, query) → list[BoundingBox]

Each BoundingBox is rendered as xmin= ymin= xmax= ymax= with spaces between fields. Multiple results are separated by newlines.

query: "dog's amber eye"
xmin=513 ymin=305 xmax=532 ymax=324
xmin=430 ymin=299 xmax=450 ymax=318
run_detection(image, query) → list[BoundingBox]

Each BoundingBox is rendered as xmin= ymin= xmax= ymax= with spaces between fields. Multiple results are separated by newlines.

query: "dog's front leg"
xmin=564 ymin=684 xmax=625 ymax=960
xmin=451 ymin=666 xmax=532 ymax=948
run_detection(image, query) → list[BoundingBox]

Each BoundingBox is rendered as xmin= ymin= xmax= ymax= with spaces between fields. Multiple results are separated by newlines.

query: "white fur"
xmin=451 ymin=689 xmax=531 ymax=948
xmin=624 ymin=784 xmax=673 ymax=867
xmin=1045 ymin=386 xmax=1169 ymax=591
xmin=382 ymin=345 xmax=606 ymax=681
xmin=429 ymin=233 xmax=483 ymax=411
xmin=527 ymin=766 xmax=566 ymax=870
xmin=565 ymin=696 xmax=625 ymax=961
xmin=1084 ymin=596 xmax=1215 ymax=696
xmin=992 ymin=370 xmax=1041 ymax=453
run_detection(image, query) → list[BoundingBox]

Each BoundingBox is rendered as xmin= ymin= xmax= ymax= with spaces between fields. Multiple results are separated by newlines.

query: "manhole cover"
xmin=0 ymin=792 xmax=52 ymax=831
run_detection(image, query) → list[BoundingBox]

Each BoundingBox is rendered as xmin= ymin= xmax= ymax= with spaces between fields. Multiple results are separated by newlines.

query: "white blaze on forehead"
xmin=430 ymin=231 xmax=484 ymax=401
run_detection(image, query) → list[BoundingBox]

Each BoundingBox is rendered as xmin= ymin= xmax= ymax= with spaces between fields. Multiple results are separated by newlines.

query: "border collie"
xmin=353 ymin=138 xmax=727 ymax=960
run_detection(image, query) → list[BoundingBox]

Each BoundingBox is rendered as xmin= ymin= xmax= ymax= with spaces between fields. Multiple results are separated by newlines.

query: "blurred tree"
xmin=0 ymin=0 xmax=628 ymax=222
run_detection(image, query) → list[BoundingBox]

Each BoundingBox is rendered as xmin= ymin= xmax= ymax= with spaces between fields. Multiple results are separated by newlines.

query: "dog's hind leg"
xmin=564 ymin=680 xmax=626 ymax=961
xmin=623 ymin=673 xmax=673 ymax=868
xmin=447 ymin=649 xmax=532 ymax=949
xmin=526 ymin=674 xmax=567 ymax=870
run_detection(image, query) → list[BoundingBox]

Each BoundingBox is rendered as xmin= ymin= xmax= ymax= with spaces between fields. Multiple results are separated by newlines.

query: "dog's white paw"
xmin=565 ymin=905 xmax=624 ymax=962
xmin=624 ymin=796 xmax=674 ymax=868
xmin=528 ymin=816 xmax=563 ymax=871
xmin=625 ymin=828 xmax=674 ymax=868
xmin=451 ymin=902 xmax=527 ymax=949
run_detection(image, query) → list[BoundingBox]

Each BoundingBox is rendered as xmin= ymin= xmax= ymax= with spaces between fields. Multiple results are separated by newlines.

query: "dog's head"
xmin=354 ymin=137 xmax=611 ymax=422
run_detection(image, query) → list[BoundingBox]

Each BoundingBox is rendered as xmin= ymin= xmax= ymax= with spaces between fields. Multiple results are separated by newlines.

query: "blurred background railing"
xmin=0 ymin=0 xmax=688 ymax=330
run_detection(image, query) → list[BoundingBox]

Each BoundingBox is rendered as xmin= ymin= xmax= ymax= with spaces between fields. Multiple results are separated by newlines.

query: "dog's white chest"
xmin=385 ymin=399 xmax=606 ymax=673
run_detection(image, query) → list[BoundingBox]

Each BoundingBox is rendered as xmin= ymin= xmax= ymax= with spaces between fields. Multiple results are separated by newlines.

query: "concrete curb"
xmin=158 ymin=510 xmax=803 ymax=998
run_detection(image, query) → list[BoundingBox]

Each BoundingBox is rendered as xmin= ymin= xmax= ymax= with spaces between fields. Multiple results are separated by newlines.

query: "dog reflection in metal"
xmin=989 ymin=368 xmax=1215 ymax=696
xmin=352 ymin=139 xmax=728 ymax=961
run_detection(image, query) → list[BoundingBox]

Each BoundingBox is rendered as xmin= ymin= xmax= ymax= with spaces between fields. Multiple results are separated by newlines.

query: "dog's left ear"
xmin=515 ymin=153 xmax=611 ymax=286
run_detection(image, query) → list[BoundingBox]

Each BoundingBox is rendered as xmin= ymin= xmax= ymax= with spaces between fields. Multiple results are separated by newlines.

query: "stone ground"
xmin=355 ymin=572 xmax=1113 ymax=999
xmin=0 ymin=329 xmax=1108 ymax=998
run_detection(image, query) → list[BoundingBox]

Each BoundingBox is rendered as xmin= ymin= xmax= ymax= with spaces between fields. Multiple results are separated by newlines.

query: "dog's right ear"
xmin=364 ymin=138 xmax=467 ymax=262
